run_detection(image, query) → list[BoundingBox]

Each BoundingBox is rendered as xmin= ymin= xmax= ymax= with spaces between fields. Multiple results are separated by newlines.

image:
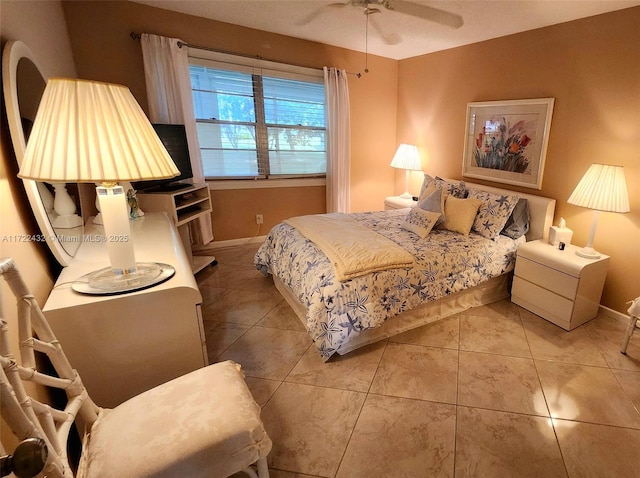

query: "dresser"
xmin=43 ymin=213 xmax=208 ymax=408
xmin=511 ymin=240 xmax=609 ymax=330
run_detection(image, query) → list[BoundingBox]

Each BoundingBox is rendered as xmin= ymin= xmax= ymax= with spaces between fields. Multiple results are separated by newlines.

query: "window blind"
xmin=189 ymin=59 xmax=326 ymax=179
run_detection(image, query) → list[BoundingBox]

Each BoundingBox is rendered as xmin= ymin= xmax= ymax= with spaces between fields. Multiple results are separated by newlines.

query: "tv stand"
xmin=149 ymin=182 xmax=192 ymax=193
xmin=137 ymin=183 xmax=216 ymax=274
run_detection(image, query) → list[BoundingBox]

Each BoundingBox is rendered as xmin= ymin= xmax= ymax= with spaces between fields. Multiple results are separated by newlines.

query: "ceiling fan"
xmin=299 ymin=0 xmax=464 ymax=46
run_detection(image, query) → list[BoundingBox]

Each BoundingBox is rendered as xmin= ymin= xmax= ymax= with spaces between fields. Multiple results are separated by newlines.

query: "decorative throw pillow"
xmin=467 ymin=188 xmax=520 ymax=240
xmin=402 ymin=207 xmax=441 ymax=239
xmin=437 ymin=196 xmax=482 ymax=235
xmin=416 ymin=185 xmax=445 ymax=224
xmin=502 ymin=198 xmax=530 ymax=239
xmin=419 ymin=174 xmax=467 ymax=200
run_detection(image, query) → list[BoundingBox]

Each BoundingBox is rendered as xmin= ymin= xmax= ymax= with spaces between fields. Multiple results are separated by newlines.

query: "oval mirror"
xmin=3 ymin=40 xmax=83 ymax=265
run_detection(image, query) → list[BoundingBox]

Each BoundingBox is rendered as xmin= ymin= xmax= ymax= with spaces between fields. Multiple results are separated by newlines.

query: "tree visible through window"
xmin=190 ymin=63 xmax=326 ymax=179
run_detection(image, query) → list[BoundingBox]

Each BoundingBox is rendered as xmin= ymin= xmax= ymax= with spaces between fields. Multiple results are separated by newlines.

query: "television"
xmin=132 ymin=123 xmax=194 ymax=192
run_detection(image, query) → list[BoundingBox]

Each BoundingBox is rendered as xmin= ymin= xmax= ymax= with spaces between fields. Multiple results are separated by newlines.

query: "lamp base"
xmin=575 ymin=246 xmax=601 ymax=259
xmin=72 ymin=262 xmax=175 ymax=295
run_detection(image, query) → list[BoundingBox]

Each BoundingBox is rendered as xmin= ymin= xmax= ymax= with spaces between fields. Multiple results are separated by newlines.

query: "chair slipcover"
xmin=78 ymin=360 xmax=272 ymax=478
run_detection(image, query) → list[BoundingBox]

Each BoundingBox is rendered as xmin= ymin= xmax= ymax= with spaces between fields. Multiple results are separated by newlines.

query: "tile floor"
xmin=196 ymin=243 xmax=640 ymax=478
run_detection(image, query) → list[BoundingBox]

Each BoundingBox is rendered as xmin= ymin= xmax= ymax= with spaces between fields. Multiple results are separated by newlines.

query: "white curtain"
xmin=140 ymin=33 xmax=214 ymax=245
xmin=323 ymin=67 xmax=351 ymax=213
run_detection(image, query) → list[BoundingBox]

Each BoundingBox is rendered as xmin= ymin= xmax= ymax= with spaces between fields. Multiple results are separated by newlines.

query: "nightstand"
xmin=511 ymin=240 xmax=609 ymax=330
xmin=384 ymin=196 xmax=418 ymax=210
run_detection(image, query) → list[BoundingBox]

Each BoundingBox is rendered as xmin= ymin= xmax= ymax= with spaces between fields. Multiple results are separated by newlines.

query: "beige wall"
xmin=396 ymin=7 xmax=640 ymax=314
xmin=0 ymin=0 xmax=77 ymax=450
xmin=61 ymin=0 xmax=398 ymax=239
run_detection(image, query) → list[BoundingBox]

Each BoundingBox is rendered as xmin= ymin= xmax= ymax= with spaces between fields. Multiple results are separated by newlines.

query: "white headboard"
xmin=464 ymin=182 xmax=556 ymax=242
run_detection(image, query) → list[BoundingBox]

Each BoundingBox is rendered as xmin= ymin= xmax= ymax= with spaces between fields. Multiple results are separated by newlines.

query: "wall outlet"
xmin=256 ymin=214 xmax=264 ymax=225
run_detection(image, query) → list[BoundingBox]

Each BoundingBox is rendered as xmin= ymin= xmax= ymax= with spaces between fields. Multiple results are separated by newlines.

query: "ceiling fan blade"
xmin=387 ymin=0 xmax=464 ymax=29
xmin=296 ymin=1 xmax=350 ymax=26
xmin=369 ymin=16 xmax=402 ymax=45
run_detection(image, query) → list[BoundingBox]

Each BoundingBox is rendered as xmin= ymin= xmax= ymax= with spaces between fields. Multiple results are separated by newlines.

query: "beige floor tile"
xmin=459 ymin=313 xmax=531 ymax=358
xmin=261 ymin=382 xmax=366 ymax=477
xmin=219 ymin=326 xmax=311 ymax=380
xmin=458 ymin=351 xmax=548 ymax=416
xmin=584 ymin=315 xmax=640 ymax=372
xmin=287 ymin=342 xmax=385 ymax=392
xmin=203 ymin=321 xmax=250 ymax=360
xmin=370 ymin=343 xmax=458 ymax=403
xmin=336 ymin=394 xmax=456 ymax=478
xmin=267 ymin=470 xmax=325 ymax=478
xmin=257 ymin=300 xmax=307 ymax=331
xmin=521 ymin=314 xmax=608 ymax=366
xmin=454 ymin=407 xmax=566 ymax=478
xmin=467 ymin=298 xmax=521 ymax=320
xmin=535 ymin=360 xmax=640 ymax=428
xmin=221 ymin=263 xmax=277 ymax=292
xmin=390 ymin=314 xmax=460 ymax=349
xmin=202 ymin=288 xmax=283 ymax=325
xmin=202 ymin=243 xmax=261 ymax=265
xmin=554 ymin=419 xmax=640 ymax=478
xmin=612 ymin=369 xmax=640 ymax=412
xmin=197 ymin=282 xmax=227 ymax=306
xmin=243 ymin=376 xmax=281 ymax=407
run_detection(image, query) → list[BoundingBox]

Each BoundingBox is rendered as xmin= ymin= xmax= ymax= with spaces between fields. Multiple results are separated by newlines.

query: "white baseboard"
xmin=193 ymin=235 xmax=267 ymax=251
xmin=599 ymin=304 xmax=630 ymax=324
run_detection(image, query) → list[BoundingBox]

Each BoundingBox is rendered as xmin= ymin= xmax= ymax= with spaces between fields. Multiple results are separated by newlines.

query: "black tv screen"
xmin=132 ymin=123 xmax=194 ymax=192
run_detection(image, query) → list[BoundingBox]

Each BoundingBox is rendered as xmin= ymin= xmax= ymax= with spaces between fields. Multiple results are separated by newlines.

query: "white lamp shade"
xmin=19 ymin=78 xmax=179 ymax=183
xmin=390 ymin=144 xmax=421 ymax=171
xmin=567 ymin=163 xmax=630 ymax=213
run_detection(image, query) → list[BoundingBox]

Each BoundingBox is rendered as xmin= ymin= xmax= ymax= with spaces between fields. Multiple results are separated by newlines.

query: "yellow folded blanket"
xmin=285 ymin=213 xmax=414 ymax=281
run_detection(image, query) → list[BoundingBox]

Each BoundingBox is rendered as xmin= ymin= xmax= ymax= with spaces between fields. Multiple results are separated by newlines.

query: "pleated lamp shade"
xmin=567 ymin=164 xmax=630 ymax=213
xmin=390 ymin=144 xmax=421 ymax=171
xmin=19 ymin=78 xmax=179 ymax=183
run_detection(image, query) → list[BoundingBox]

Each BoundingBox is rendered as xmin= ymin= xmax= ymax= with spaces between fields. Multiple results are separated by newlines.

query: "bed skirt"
xmin=273 ymin=272 xmax=513 ymax=356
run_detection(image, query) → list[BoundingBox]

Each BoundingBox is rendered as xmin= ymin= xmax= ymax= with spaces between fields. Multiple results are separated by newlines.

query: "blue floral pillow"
xmin=419 ymin=174 xmax=466 ymax=200
xmin=467 ymin=188 xmax=520 ymax=240
xmin=402 ymin=207 xmax=441 ymax=239
xmin=416 ymin=185 xmax=445 ymax=224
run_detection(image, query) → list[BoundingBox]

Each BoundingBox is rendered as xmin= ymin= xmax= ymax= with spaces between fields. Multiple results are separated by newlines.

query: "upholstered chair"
xmin=0 ymin=258 xmax=271 ymax=477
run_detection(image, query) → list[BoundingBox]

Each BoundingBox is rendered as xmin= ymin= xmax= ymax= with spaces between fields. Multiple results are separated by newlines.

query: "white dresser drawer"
xmin=514 ymin=256 xmax=579 ymax=300
xmin=512 ymin=276 xmax=574 ymax=329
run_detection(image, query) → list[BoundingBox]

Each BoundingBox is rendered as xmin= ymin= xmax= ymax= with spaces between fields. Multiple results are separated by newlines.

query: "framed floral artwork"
xmin=462 ymin=98 xmax=554 ymax=189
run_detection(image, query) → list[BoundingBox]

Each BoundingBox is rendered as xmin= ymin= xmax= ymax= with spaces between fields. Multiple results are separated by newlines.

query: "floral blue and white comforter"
xmin=254 ymin=209 xmax=522 ymax=359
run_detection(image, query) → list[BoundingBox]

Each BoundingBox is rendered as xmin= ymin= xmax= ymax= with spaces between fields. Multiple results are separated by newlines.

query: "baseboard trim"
xmin=599 ymin=304 xmax=629 ymax=324
xmin=193 ymin=235 xmax=267 ymax=251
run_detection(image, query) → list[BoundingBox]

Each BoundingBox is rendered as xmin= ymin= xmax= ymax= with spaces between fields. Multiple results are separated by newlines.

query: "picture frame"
xmin=462 ymin=98 xmax=554 ymax=189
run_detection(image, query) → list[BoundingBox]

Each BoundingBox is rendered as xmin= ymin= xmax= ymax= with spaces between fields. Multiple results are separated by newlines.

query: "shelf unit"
xmin=137 ymin=183 xmax=216 ymax=274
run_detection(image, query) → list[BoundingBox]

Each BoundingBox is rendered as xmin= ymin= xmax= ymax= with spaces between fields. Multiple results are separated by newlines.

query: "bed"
xmin=255 ymin=177 xmax=556 ymax=360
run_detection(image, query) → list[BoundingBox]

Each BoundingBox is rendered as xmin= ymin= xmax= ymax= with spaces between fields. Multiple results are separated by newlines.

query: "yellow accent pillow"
xmin=438 ymin=197 xmax=483 ymax=235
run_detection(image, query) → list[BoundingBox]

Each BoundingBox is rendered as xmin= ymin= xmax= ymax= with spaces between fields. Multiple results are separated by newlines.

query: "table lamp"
xmin=567 ymin=163 xmax=630 ymax=259
xmin=390 ymin=144 xmax=421 ymax=199
xmin=19 ymin=78 xmax=179 ymax=292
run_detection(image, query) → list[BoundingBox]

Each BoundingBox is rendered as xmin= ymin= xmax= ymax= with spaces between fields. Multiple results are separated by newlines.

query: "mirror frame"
xmin=2 ymin=40 xmax=76 ymax=266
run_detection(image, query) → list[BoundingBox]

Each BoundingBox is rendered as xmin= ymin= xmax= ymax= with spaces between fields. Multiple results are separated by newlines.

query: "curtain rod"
xmin=130 ymin=32 xmax=361 ymax=78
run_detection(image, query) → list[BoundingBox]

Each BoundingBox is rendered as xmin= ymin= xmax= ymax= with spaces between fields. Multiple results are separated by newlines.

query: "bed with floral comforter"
xmin=255 ymin=208 xmax=524 ymax=360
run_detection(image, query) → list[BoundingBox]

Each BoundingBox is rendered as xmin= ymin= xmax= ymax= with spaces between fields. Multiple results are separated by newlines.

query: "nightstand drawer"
xmin=512 ymin=276 xmax=574 ymax=328
xmin=514 ymin=256 xmax=579 ymax=299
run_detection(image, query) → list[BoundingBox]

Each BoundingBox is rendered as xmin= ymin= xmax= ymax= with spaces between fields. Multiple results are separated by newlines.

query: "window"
xmin=189 ymin=55 xmax=326 ymax=179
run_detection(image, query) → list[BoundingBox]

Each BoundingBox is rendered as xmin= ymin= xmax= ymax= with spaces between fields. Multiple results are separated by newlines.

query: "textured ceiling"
xmin=130 ymin=0 xmax=639 ymax=60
